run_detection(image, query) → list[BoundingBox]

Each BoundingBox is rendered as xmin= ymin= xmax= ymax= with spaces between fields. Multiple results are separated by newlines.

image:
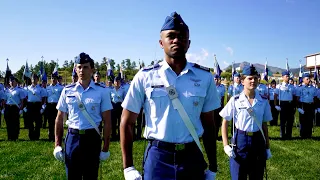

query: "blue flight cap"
xmin=75 ymin=52 xmax=94 ymax=64
xmin=213 ymin=74 xmax=220 ymax=79
xmin=234 ymin=73 xmax=240 ymax=78
xmin=9 ymin=75 xmax=17 ymax=82
xmin=51 ymin=73 xmax=58 ymax=79
xmin=242 ymin=65 xmax=259 ymax=76
xmin=302 ymin=73 xmax=310 ymax=79
xmin=94 ymin=71 xmax=101 ymax=76
xmin=160 ymin=12 xmax=189 ymax=32
xmin=282 ymin=71 xmax=290 ymax=76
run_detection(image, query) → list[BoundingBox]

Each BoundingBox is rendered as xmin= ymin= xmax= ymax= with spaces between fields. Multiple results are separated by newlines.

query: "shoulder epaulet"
xmin=65 ymin=83 xmax=76 ymax=88
xmin=260 ymin=94 xmax=268 ymax=99
xmin=220 ymin=84 xmax=225 ymax=87
xmin=193 ymin=63 xmax=211 ymax=72
xmin=143 ymin=63 xmax=161 ymax=71
xmin=95 ymin=83 xmax=105 ymax=88
xmin=234 ymin=94 xmax=240 ymax=99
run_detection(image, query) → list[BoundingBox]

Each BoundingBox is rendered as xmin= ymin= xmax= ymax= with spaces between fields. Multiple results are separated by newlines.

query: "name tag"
xmin=151 ymin=85 xmax=164 ymax=88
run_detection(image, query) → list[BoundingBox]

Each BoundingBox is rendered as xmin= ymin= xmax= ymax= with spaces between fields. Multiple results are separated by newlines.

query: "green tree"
xmin=150 ymin=61 xmax=154 ymax=66
xmin=125 ymin=59 xmax=132 ymax=70
xmin=131 ymin=61 xmax=137 ymax=69
xmin=221 ymin=72 xmax=231 ymax=80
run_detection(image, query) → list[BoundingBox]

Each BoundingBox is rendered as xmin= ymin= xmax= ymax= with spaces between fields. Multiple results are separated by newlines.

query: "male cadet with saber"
xmin=53 ymin=52 xmax=112 ymax=179
xmin=26 ymin=74 xmax=47 ymax=140
xmin=295 ymin=73 xmax=317 ymax=138
xmin=274 ymin=71 xmax=295 ymax=139
xmin=2 ymin=76 xmax=24 ymax=140
xmin=46 ymin=73 xmax=63 ymax=141
xmin=120 ymin=12 xmax=220 ymax=180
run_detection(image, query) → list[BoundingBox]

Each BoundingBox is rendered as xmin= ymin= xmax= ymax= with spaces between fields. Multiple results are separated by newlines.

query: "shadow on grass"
xmin=270 ymin=136 xmax=320 ymax=141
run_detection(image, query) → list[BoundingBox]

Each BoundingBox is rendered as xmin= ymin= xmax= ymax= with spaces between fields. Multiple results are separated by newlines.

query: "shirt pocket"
xmin=188 ymin=89 xmax=206 ymax=119
xmin=146 ymin=88 xmax=167 ymax=118
xmin=86 ymin=98 xmax=101 ymax=115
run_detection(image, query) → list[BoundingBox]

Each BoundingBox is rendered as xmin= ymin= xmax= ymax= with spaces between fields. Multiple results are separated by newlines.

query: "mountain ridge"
xmin=224 ymin=61 xmax=308 ymax=76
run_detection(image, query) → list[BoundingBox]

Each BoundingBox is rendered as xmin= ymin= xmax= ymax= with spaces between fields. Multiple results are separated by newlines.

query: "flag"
xmin=42 ymin=71 xmax=47 ymax=82
xmin=286 ymin=58 xmax=293 ymax=78
xmin=139 ymin=60 xmax=142 ymax=69
xmin=52 ymin=63 xmax=59 ymax=77
xmin=23 ymin=61 xmax=32 ymax=79
xmin=231 ymin=61 xmax=236 ymax=80
xmin=214 ymin=55 xmax=222 ymax=76
xmin=106 ymin=58 xmax=114 ymax=80
xmin=299 ymin=62 xmax=303 ymax=84
xmin=263 ymin=61 xmax=268 ymax=81
xmin=120 ymin=64 xmax=125 ymax=79
xmin=5 ymin=59 xmax=12 ymax=86
xmin=314 ymin=59 xmax=318 ymax=83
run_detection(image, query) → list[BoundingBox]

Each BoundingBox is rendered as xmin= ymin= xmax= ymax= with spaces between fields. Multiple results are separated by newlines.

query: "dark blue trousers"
xmin=230 ymin=130 xmax=266 ymax=180
xmin=280 ymin=101 xmax=294 ymax=138
xmin=65 ymin=129 xmax=101 ymax=180
xmin=299 ymin=103 xmax=314 ymax=138
xmin=111 ymin=102 xmax=122 ymax=140
xmin=27 ymin=102 xmax=42 ymax=140
xmin=4 ymin=105 xmax=20 ymax=140
xmin=143 ymin=141 xmax=207 ymax=180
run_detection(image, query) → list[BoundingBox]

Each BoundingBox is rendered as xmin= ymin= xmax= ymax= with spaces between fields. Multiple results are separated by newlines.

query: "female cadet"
xmin=269 ymin=80 xmax=279 ymax=126
xmin=219 ymin=65 xmax=272 ymax=180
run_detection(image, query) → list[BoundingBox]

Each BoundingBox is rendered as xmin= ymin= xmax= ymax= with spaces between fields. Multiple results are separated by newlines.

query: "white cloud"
xmin=225 ymin=47 xmax=234 ymax=56
xmin=223 ymin=61 xmax=230 ymax=66
xmin=186 ymin=48 xmax=210 ymax=65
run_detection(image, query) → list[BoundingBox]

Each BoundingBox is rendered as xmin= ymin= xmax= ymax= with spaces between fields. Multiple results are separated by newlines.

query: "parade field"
xmin=0 ymin=118 xmax=319 ymax=180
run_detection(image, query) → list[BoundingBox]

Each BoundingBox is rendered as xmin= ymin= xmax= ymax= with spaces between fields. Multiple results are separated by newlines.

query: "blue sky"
xmin=0 ymin=0 xmax=319 ymax=73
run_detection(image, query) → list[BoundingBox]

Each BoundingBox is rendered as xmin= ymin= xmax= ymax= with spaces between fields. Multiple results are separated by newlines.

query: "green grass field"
xmin=0 ymin=117 xmax=320 ymax=180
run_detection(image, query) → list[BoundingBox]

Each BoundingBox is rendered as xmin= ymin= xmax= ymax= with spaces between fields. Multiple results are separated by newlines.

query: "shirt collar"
xmin=75 ymin=80 xmax=96 ymax=91
xmin=160 ymin=60 xmax=194 ymax=76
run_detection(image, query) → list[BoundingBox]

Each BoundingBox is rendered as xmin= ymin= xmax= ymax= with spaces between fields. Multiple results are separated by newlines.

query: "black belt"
xmin=148 ymin=139 xmax=197 ymax=152
xmin=27 ymin=102 xmax=41 ymax=104
xmin=47 ymin=102 xmax=57 ymax=104
xmin=236 ymin=129 xmax=260 ymax=137
xmin=302 ymin=102 xmax=313 ymax=105
xmin=6 ymin=104 xmax=18 ymax=107
xmin=68 ymin=128 xmax=99 ymax=135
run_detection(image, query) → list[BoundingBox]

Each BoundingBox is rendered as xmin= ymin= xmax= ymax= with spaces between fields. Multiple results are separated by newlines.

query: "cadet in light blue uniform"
xmin=93 ymin=71 xmax=105 ymax=87
xmin=274 ymin=71 xmax=296 ymax=139
xmin=120 ymin=12 xmax=220 ymax=180
xmin=228 ymin=73 xmax=243 ymax=101
xmin=54 ymin=52 xmax=113 ymax=179
xmin=3 ymin=76 xmax=25 ymax=140
xmin=256 ymin=75 xmax=268 ymax=97
xmin=46 ymin=74 xmax=63 ymax=141
xmin=0 ymin=83 xmax=4 ymax=127
xmin=295 ymin=73 xmax=317 ymax=138
xmin=110 ymin=74 xmax=126 ymax=140
xmin=268 ymin=80 xmax=279 ymax=126
xmin=213 ymin=74 xmax=225 ymax=139
xmin=26 ymin=74 xmax=47 ymax=140
xmin=220 ymin=65 xmax=272 ymax=180
xmin=121 ymin=76 xmax=130 ymax=96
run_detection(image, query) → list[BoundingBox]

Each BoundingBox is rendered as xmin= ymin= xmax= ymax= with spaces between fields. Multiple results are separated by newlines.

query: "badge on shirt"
xmin=91 ymin=106 xmax=95 ymax=111
xmin=246 ymin=107 xmax=254 ymax=116
xmin=79 ymin=103 xmax=84 ymax=109
xmin=194 ymin=82 xmax=200 ymax=87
